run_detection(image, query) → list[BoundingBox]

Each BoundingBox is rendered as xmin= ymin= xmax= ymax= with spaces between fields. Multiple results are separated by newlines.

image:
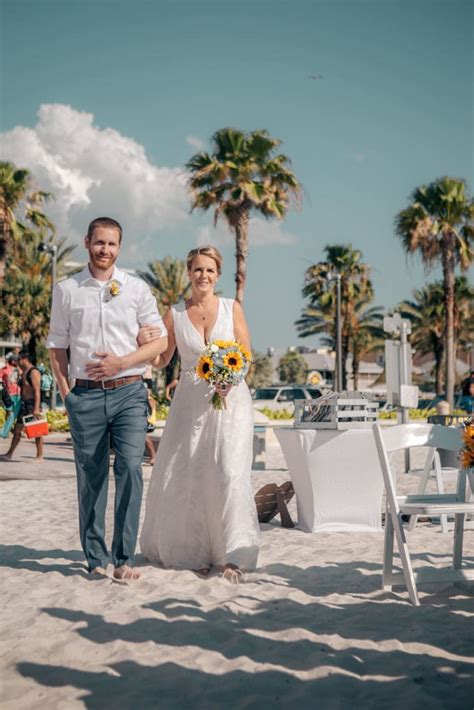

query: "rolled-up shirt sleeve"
xmin=137 ymin=284 xmax=168 ymax=337
xmin=46 ymin=283 xmax=70 ymax=349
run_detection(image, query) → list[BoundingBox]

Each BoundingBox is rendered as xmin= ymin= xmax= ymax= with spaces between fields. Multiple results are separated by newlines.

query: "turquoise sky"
xmin=1 ymin=0 xmax=472 ymax=351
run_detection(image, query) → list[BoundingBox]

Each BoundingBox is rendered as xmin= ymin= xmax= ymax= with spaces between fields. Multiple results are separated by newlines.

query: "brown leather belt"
xmin=75 ymin=375 xmax=143 ymax=390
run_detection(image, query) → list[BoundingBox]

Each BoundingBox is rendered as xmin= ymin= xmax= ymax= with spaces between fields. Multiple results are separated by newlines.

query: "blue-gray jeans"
xmin=65 ymin=381 xmax=148 ymax=571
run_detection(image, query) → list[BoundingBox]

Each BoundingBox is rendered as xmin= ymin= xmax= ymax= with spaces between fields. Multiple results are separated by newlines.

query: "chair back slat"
xmin=378 ymin=423 xmax=462 ymax=454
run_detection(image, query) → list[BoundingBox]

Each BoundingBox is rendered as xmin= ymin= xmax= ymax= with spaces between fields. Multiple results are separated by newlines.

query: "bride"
xmin=139 ymin=245 xmax=261 ymax=582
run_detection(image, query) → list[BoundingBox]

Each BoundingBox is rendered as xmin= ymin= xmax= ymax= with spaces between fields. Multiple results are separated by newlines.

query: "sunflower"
xmin=223 ymin=351 xmax=244 ymax=371
xmin=196 ymin=356 xmax=214 ymax=380
xmin=461 ymin=424 xmax=474 ymax=468
xmin=239 ymin=345 xmax=252 ymax=362
xmin=214 ymin=339 xmax=234 ymax=349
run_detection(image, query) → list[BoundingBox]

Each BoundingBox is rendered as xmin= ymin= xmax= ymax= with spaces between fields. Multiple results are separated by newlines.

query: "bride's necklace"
xmin=193 ymin=299 xmax=211 ymax=321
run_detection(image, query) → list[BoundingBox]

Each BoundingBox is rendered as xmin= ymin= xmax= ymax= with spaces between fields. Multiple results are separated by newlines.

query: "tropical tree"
xmin=186 ymin=127 xmax=301 ymax=302
xmin=395 ymin=177 xmax=473 ymax=407
xmin=247 ymin=351 xmax=273 ymax=389
xmin=278 ymin=350 xmax=307 ymax=384
xmin=138 ymin=257 xmax=192 ymax=388
xmin=349 ymin=302 xmax=384 ymax=391
xmin=138 ymin=257 xmax=191 ymax=315
xmin=398 ymin=278 xmax=474 ymax=394
xmin=296 ymin=244 xmax=374 ymax=389
xmin=0 ymin=161 xmax=54 ymax=282
xmin=2 ymin=231 xmax=76 ymax=361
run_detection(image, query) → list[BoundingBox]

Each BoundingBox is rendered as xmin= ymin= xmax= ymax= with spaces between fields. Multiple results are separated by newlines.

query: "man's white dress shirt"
xmin=46 ymin=265 xmax=167 ymax=380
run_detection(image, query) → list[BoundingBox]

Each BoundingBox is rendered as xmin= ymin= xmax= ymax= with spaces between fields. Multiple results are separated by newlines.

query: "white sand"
xmin=0 ymin=432 xmax=473 ymax=709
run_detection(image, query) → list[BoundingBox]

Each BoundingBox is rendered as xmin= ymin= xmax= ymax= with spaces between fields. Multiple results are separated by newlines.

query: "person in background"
xmin=0 ymin=350 xmax=43 ymax=461
xmin=458 ymin=375 xmax=474 ymax=414
xmin=38 ymin=363 xmax=53 ymax=409
xmin=1 ymin=352 xmax=25 ymax=437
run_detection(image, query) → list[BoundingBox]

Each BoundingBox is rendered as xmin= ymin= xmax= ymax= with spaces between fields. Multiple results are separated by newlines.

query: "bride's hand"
xmin=215 ymin=382 xmax=232 ymax=398
xmin=137 ymin=324 xmax=162 ymax=346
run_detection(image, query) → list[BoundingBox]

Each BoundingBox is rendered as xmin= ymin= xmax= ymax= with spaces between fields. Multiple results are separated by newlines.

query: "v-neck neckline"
xmin=185 ymin=297 xmax=222 ymax=344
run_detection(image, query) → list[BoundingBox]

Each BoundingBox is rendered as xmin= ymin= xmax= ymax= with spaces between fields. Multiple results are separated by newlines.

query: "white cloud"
xmin=0 ymin=104 xmax=189 ymax=262
xmin=186 ymin=135 xmax=206 ymax=151
xmin=197 ymin=217 xmax=297 ymax=247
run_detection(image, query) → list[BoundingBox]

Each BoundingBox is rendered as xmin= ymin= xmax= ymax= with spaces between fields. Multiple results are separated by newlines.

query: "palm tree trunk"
xmin=442 ymin=234 xmax=456 ymax=409
xmin=234 ymin=210 xmax=249 ymax=303
xmin=0 ymin=210 xmax=10 ymax=284
xmin=353 ymin=349 xmax=360 ymax=391
xmin=434 ymin=345 xmax=444 ymax=395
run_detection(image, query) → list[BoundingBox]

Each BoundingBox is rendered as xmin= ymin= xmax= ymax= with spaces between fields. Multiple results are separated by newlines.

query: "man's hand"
xmin=33 ymin=409 xmax=42 ymax=420
xmin=85 ymin=352 xmax=124 ymax=380
xmin=137 ymin=324 xmax=162 ymax=346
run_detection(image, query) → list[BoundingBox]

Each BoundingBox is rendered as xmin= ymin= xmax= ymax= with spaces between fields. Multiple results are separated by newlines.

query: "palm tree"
xmin=1 ymin=231 xmax=76 ymax=361
xmin=395 ymin=177 xmax=473 ymax=407
xmin=297 ymin=245 xmax=374 ymax=389
xmin=186 ymin=128 xmax=301 ymax=302
xmin=349 ymin=302 xmax=384 ymax=391
xmin=398 ymin=278 xmax=474 ymax=394
xmin=138 ymin=257 xmax=192 ymax=388
xmin=0 ymin=161 xmax=54 ymax=282
xmin=138 ymin=257 xmax=191 ymax=315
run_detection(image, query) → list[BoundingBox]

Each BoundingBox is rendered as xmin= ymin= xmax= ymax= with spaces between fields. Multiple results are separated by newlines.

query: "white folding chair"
xmin=373 ymin=423 xmax=474 ymax=606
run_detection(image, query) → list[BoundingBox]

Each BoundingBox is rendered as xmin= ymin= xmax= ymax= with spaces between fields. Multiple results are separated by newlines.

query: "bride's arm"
xmin=233 ymin=301 xmax=251 ymax=352
xmin=138 ymin=309 xmax=177 ymax=368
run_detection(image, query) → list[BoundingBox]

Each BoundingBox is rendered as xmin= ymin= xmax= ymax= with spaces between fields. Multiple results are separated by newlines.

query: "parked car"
xmin=252 ymin=385 xmax=323 ymax=412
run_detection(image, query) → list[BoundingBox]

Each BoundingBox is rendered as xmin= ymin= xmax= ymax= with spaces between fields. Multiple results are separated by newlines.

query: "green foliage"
xmin=278 ymin=350 xmax=307 ymax=384
xmin=46 ymin=409 xmax=70 ymax=431
xmin=257 ymin=407 xmax=294 ymax=420
xmin=138 ymin=257 xmax=191 ymax=316
xmin=155 ymin=403 xmax=170 ymax=420
xmin=246 ymin=351 xmax=273 ymax=389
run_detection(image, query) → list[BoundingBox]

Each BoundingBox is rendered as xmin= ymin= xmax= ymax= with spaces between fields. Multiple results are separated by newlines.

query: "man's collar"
xmin=76 ymin=264 xmax=126 ymax=285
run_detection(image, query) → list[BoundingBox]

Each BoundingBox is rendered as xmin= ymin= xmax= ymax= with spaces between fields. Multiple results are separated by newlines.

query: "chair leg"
xmin=382 ymin=510 xmax=394 ymax=590
xmin=434 ymin=456 xmax=449 ymax=534
xmin=275 ymin=490 xmax=294 ymax=528
xmin=453 ymin=514 xmax=465 ymax=570
xmin=408 ymin=448 xmax=435 ymax=531
xmin=392 ymin=511 xmax=420 ymax=606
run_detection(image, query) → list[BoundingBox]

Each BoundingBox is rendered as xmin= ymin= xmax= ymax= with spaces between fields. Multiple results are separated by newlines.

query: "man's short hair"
xmin=86 ymin=217 xmax=123 ymax=243
xmin=18 ymin=349 xmax=31 ymax=361
xmin=6 ymin=352 xmax=18 ymax=363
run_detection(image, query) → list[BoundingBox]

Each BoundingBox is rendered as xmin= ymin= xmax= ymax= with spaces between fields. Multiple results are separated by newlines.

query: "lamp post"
xmin=38 ymin=242 xmax=58 ymax=409
xmin=327 ymin=271 xmax=343 ymax=392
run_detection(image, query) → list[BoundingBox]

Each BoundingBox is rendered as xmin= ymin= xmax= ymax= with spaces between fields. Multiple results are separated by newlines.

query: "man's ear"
xmin=84 ymin=235 xmax=89 ymax=249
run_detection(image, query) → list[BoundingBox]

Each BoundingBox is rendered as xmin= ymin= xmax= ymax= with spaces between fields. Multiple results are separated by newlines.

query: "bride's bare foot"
xmin=113 ymin=565 xmax=141 ymax=581
xmin=222 ymin=564 xmax=243 ymax=584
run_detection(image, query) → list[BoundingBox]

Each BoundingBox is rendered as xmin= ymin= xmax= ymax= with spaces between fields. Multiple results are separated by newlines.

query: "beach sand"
xmin=0 ymin=431 xmax=473 ymax=709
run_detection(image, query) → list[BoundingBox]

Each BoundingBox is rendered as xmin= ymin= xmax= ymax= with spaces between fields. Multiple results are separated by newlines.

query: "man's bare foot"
xmin=222 ymin=564 xmax=243 ymax=584
xmin=27 ymin=458 xmax=44 ymax=464
xmin=113 ymin=565 xmax=141 ymax=580
xmin=0 ymin=455 xmax=12 ymax=462
xmin=90 ymin=566 xmax=109 ymax=578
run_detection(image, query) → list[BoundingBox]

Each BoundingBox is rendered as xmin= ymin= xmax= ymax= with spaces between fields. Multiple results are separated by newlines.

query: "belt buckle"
xmin=101 ymin=379 xmax=115 ymax=390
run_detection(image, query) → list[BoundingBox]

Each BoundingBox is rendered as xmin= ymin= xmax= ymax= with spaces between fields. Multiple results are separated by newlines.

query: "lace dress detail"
xmin=140 ymin=298 xmax=261 ymax=570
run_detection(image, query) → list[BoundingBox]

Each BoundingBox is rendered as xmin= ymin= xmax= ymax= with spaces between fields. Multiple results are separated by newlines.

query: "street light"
xmin=327 ymin=271 xmax=342 ymax=392
xmin=38 ymin=242 xmax=58 ymax=410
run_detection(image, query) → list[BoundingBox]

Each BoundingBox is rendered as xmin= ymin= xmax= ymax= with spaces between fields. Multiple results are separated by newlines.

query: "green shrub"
xmin=257 ymin=407 xmax=294 ymax=420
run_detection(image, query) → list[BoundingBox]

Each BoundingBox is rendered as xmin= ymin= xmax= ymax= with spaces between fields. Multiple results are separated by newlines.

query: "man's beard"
xmin=89 ymin=252 xmax=117 ymax=271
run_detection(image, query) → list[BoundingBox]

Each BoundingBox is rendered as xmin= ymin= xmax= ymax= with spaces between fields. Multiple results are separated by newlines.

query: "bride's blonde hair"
xmin=186 ymin=245 xmax=223 ymax=275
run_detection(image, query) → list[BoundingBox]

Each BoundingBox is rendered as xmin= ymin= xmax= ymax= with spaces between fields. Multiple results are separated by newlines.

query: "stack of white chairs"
xmin=373 ymin=423 xmax=474 ymax=606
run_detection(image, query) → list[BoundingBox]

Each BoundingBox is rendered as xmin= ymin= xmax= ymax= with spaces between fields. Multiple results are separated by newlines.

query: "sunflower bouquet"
xmin=195 ymin=339 xmax=252 ymax=410
xmin=461 ymin=421 xmax=474 ymax=469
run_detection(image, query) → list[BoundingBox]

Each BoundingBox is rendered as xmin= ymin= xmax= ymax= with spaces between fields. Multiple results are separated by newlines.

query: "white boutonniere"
xmin=105 ymin=280 xmax=121 ymax=301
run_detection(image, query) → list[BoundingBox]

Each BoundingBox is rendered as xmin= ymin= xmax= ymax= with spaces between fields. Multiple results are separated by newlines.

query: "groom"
xmin=47 ymin=217 xmax=167 ymax=580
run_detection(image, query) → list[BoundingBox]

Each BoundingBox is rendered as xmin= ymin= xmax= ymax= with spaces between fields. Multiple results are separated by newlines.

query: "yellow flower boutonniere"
xmin=106 ymin=280 xmax=121 ymax=301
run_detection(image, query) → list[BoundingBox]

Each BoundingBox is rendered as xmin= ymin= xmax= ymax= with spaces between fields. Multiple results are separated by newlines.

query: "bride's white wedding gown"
xmin=140 ymin=298 xmax=261 ymax=571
